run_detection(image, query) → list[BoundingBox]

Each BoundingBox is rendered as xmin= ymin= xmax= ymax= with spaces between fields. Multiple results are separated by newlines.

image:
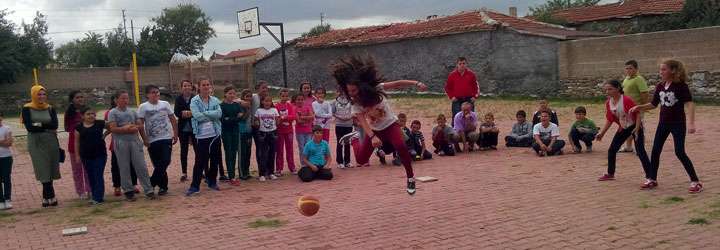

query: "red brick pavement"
xmin=1 ymin=101 xmax=719 ymax=249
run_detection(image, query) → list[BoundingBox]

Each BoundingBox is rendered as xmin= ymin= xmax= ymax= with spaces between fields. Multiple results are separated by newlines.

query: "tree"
xmin=529 ymin=0 xmax=601 ymax=24
xmin=136 ymin=26 xmax=171 ymax=66
xmin=0 ymin=9 xmax=23 ymax=83
xmin=151 ymin=4 xmax=215 ymax=57
xmin=55 ymin=32 xmax=111 ymax=67
xmin=105 ymin=27 xmax=133 ymax=66
xmin=17 ymin=11 xmax=53 ymax=70
xmin=679 ymin=0 xmax=720 ymax=29
xmin=301 ymin=24 xmax=331 ymax=38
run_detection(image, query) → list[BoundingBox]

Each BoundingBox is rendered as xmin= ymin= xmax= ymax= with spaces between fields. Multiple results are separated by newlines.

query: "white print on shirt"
xmin=279 ymin=108 xmax=290 ymax=126
xmin=659 ymin=91 xmax=678 ymax=107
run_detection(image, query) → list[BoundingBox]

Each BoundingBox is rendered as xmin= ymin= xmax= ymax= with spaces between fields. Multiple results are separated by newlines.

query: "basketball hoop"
xmin=237 ymin=7 xmax=260 ymax=39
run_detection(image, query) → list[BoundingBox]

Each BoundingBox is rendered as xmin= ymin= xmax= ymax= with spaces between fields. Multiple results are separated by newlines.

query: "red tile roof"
xmin=296 ymin=9 xmax=608 ymax=48
xmin=552 ymin=0 xmax=685 ymax=24
xmin=214 ymin=47 xmax=266 ymax=59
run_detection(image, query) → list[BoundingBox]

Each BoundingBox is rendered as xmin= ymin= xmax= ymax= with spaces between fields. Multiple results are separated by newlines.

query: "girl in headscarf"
xmin=64 ymin=91 xmax=91 ymax=199
xmin=21 ymin=85 xmax=61 ymax=207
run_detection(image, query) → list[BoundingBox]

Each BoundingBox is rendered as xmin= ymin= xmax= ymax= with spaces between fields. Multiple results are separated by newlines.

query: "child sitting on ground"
xmin=505 ymin=110 xmax=533 ymax=147
xmin=299 ymin=125 xmax=333 ymax=182
xmin=532 ymin=110 xmax=566 ymax=156
xmin=569 ymin=106 xmax=598 ymax=153
xmin=408 ymin=120 xmax=433 ymax=160
xmin=478 ymin=112 xmax=499 ymax=150
xmin=432 ymin=114 xmax=456 ymax=156
xmin=453 ymin=102 xmax=479 ymax=153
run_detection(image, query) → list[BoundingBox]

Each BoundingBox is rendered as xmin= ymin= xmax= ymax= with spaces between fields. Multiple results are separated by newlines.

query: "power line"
xmin=47 ymin=28 xmax=116 ymax=34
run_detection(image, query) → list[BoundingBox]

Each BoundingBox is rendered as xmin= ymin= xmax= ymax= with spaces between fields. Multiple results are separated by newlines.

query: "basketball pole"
xmin=32 ymin=68 xmax=39 ymax=85
xmin=131 ymin=20 xmax=141 ymax=107
xmin=260 ymin=22 xmax=288 ymax=88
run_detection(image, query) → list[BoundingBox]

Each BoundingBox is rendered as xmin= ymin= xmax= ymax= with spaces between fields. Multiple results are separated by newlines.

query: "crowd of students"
xmin=0 ymin=57 xmax=704 ymax=211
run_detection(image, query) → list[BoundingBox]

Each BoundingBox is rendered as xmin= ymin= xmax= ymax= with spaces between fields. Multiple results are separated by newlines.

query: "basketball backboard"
xmin=237 ymin=7 xmax=260 ymax=39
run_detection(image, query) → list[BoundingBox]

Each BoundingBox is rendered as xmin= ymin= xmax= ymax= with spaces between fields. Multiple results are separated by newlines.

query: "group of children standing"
xmin=2 ymin=57 xmax=704 ymax=210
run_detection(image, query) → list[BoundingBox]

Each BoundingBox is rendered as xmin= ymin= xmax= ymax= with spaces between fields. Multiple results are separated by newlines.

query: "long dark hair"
xmin=65 ymin=90 xmax=83 ymax=118
xmin=331 ymin=55 xmax=386 ymax=107
xmin=605 ymin=79 xmax=624 ymax=94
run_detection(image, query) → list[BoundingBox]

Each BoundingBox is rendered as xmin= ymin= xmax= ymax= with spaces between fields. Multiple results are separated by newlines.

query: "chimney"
xmin=509 ymin=7 xmax=518 ymax=17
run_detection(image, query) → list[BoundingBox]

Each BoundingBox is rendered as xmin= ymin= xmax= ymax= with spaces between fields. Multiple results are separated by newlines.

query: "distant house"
xmin=211 ymin=47 xmax=269 ymax=64
xmin=255 ymin=9 xmax=607 ymax=95
xmin=551 ymin=0 xmax=685 ymax=33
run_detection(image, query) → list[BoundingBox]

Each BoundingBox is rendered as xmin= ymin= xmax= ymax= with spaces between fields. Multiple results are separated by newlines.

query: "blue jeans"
xmin=296 ymin=133 xmax=312 ymax=167
xmin=82 ymin=156 xmax=107 ymax=202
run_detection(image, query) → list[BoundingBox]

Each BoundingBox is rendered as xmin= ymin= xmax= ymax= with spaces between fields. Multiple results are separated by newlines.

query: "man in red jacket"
xmin=445 ymin=57 xmax=479 ymax=127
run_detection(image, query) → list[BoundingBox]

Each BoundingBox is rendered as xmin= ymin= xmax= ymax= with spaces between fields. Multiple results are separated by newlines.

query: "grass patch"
xmin=248 ymin=218 xmax=286 ymax=228
xmin=0 ymin=211 xmax=17 ymax=223
xmin=661 ymin=196 xmax=685 ymax=204
xmin=639 ymin=201 xmax=653 ymax=209
xmin=688 ymin=218 xmax=710 ymax=225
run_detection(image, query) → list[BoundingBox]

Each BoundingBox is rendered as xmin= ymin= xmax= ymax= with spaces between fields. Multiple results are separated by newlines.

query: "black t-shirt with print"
xmin=651 ymin=82 xmax=692 ymax=124
xmin=76 ymin=120 xmax=107 ymax=159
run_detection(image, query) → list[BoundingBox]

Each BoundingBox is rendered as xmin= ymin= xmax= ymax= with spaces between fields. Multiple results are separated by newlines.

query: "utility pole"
xmin=320 ymin=12 xmax=325 ymax=26
xmin=122 ymin=9 xmax=128 ymax=38
xmin=130 ymin=19 xmax=140 ymax=106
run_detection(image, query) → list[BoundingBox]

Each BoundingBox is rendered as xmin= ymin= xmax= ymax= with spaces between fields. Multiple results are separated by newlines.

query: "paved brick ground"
xmin=1 ymin=99 xmax=719 ymax=249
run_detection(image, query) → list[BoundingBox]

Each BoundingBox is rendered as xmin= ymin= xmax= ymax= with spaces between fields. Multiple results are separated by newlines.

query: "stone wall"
xmin=558 ymin=26 xmax=720 ymax=100
xmin=255 ymin=28 xmax=561 ymax=96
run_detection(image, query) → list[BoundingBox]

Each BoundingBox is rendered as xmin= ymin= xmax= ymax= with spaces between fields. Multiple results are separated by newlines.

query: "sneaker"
xmin=407 ymin=179 xmax=416 ymax=195
xmin=230 ymin=180 xmax=241 ymax=186
xmin=78 ymin=193 xmax=87 ymax=200
xmin=208 ymin=184 xmax=221 ymax=191
xmin=42 ymin=199 xmax=50 ymax=207
xmin=269 ymin=174 xmax=278 ymax=180
xmin=114 ymin=188 xmax=122 ymax=197
xmin=158 ymin=188 xmax=168 ymax=196
xmin=291 ymin=171 xmax=298 ymax=175
xmin=689 ymin=182 xmax=703 ymax=194
xmin=573 ymin=146 xmax=581 ymax=153
xmin=258 ymin=176 xmax=267 ymax=182
xmin=489 ymin=146 xmax=497 ymax=150
xmin=145 ymin=193 xmax=157 ymax=200
xmin=219 ymin=176 xmax=229 ymax=182
xmin=337 ymin=164 xmax=346 ymax=169
xmin=586 ymin=145 xmax=593 ymax=153
xmin=4 ymin=201 xmax=11 ymax=209
xmin=620 ymin=146 xmax=634 ymax=153
xmin=90 ymin=200 xmax=103 ymax=205
xmin=134 ymin=186 xmax=140 ymax=194
xmin=125 ymin=193 xmax=137 ymax=202
xmin=49 ymin=198 xmax=58 ymax=206
xmin=598 ymin=174 xmax=615 ymax=181
xmin=240 ymin=175 xmax=251 ymax=180
xmin=185 ymin=187 xmax=200 ymax=196
xmin=180 ymin=175 xmax=188 ymax=182
xmin=640 ymin=179 xmax=658 ymax=189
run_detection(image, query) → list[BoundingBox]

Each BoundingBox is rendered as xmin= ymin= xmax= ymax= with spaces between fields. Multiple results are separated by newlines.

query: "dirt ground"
xmin=1 ymin=97 xmax=719 ymax=249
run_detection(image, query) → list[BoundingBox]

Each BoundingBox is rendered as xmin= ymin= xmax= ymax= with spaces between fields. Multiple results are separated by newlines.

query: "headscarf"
xmin=24 ymin=85 xmax=50 ymax=110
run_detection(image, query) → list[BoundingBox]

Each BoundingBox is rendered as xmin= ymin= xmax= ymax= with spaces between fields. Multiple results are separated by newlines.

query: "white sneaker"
xmin=258 ymin=176 xmax=267 ymax=182
xmin=337 ymin=164 xmax=346 ymax=169
xmin=269 ymin=174 xmax=278 ymax=180
xmin=6 ymin=200 xmax=14 ymax=209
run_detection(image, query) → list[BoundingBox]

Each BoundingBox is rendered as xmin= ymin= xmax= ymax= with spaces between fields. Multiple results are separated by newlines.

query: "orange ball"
xmin=297 ymin=196 xmax=320 ymax=217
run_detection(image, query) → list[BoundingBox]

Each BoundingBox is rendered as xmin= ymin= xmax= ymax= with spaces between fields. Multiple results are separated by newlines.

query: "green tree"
xmin=136 ymin=26 xmax=171 ymax=66
xmin=55 ymin=32 xmax=111 ymax=67
xmin=301 ymin=24 xmax=331 ymax=38
xmin=105 ymin=26 xmax=133 ymax=66
xmin=0 ymin=10 xmax=23 ymax=83
xmin=680 ymin=0 xmax=720 ymax=28
xmin=529 ymin=0 xmax=601 ymax=24
xmin=151 ymin=4 xmax=215 ymax=57
xmin=16 ymin=11 xmax=53 ymax=70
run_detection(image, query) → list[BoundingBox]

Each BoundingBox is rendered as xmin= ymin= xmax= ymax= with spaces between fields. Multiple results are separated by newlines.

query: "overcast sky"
xmin=3 ymin=0 xmax=618 ymax=57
